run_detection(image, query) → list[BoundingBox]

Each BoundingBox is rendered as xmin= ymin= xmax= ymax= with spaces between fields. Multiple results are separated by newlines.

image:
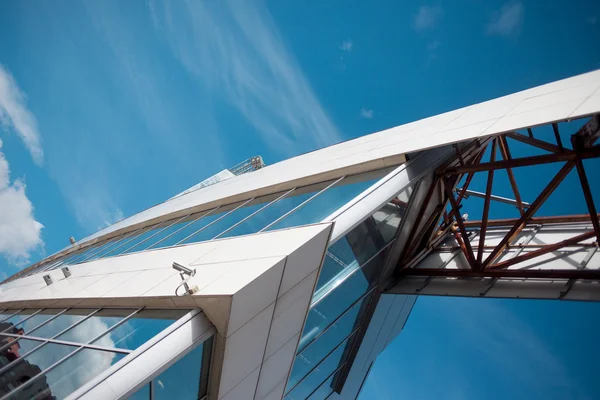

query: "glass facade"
xmin=284 ymin=184 xmax=414 ymax=399
xmin=5 ymin=165 xmax=413 ymax=399
xmin=0 ymin=308 xmax=195 ymax=399
xmin=24 ymin=170 xmax=390 ymax=278
xmin=129 ymin=336 xmax=213 ymax=400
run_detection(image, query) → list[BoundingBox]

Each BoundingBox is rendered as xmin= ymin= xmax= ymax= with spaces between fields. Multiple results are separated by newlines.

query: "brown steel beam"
xmin=437 ymin=242 xmax=598 ymax=251
xmin=490 ymin=231 xmax=595 ymax=270
xmin=498 ymin=135 xmax=525 ymax=214
xmin=398 ymin=267 xmax=600 ymax=280
xmin=478 ymin=139 xmax=497 ymax=265
xmin=464 ymin=213 xmax=600 ymax=228
xmin=447 ymin=147 xmax=487 ymax=224
xmin=456 ymin=147 xmax=486 ymax=204
xmin=410 ymin=205 xmax=444 ymax=254
xmin=443 ymin=178 xmax=478 ymax=269
xmin=552 ymin=123 xmax=565 ymax=151
xmin=575 ymin=115 xmax=600 ymax=148
xmin=482 ymin=161 xmax=575 ymax=269
xmin=571 ymin=135 xmax=600 ymax=244
xmin=443 ymin=146 xmax=600 ymax=175
xmin=505 ymin=131 xmax=563 ymax=154
xmin=574 ymin=160 xmax=600 ymax=244
xmin=527 ymin=128 xmax=534 ymax=138
xmin=453 ymin=144 xmax=465 ymax=166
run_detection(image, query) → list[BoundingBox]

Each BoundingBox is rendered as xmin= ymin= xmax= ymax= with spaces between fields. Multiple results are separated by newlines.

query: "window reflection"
xmin=267 ymin=175 xmax=383 ymax=232
xmin=27 ymin=310 xmax=95 ymax=341
xmin=1 ymin=310 xmax=39 ymax=330
xmin=153 ymin=342 xmax=206 ymax=400
xmin=117 ymin=219 xmax=179 ymax=255
xmin=222 ymin=189 xmax=315 ymax=238
xmin=0 ymin=339 xmax=77 ymax=399
xmin=0 ymin=309 xmax=189 ymax=400
xmin=286 ymin=183 xmax=414 ymax=397
xmin=142 ymin=213 xmax=204 ymax=250
xmin=151 ymin=208 xmax=224 ymax=249
xmin=38 ymin=348 xmax=126 ymax=399
xmin=178 ymin=202 xmax=250 ymax=245
xmin=8 ymin=311 xmax=59 ymax=338
xmin=128 ymin=383 xmax=150 ymax=400
xmin=299 ymin=252 xmax=385 ymax=355
xmin=56 ymin=310 xmax=132 ymax=345
xmin=290 ymin=292 xmax=372 ymax=386
xmin=91 ymin=310 xmax=186 ymax=351
xmin=285 ymin=334 xmax=355 ymax=399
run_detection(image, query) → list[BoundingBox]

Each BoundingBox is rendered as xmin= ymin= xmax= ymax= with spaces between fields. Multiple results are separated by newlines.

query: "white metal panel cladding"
xmin=73 ymin=69 xmax=600 ymax=245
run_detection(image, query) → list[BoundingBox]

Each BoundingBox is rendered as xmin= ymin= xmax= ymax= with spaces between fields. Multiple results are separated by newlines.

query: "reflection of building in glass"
xmin=0 ymin=70 xmax=599 ymax=399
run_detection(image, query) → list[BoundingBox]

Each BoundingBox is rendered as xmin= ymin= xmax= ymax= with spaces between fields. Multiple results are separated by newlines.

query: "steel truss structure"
xmin=392 ymin=114 xmax=600 ymax=285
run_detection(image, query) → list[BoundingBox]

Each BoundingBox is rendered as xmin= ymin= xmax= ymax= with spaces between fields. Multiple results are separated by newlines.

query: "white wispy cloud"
xmin=487 ymin=2 xmax=524 ymax=38
xmin=29 ymin=316 xmax=117 ymax=398
xmin=0 ymin=65 xmax=44 ymax=165
xmin=360 ymin=108 xmax=374 ymax=119
xmin=413 ymin=6 xmax=442 ymax=32
xmin=426 ymin=40 xmax=442 ymax=61
xmin=427 ymin=40 xmax=441 ymax=51
xmin=149 ymin=0 xmax=341 ymax=155
xmin=35 ymin=1 xmax=223 ymax=233
xmin=339 ymin=39 xmax=353 ymax=52
xmin=0 ymin=139 xmax=44 ymax=266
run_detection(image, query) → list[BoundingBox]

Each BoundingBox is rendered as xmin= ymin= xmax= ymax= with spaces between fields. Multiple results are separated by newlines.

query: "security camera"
xmin=173 ymin=262 xmax=198 ymax=296
xmin=172 ymin=262 xmax=195 ymax=277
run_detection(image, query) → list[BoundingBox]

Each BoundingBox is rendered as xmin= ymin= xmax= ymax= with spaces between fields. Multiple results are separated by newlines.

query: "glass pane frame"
xmin=285 ymin=176 xmax=419 ymax=397
xmin=54 ymin=308 xmax=215 ymax=400
xmin=16 ymin=168 xmax=394 ymax=283
xmin=0 ymin=307 xmax=194 ymax=400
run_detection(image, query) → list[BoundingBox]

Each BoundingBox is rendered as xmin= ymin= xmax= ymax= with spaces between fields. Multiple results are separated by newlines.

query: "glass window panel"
xmin=128 ymin=383 xmax=150 ymax=400
xmin=315 ymin=239 xmax=361 ymax=295
xmin=143 ymin=214 xmax=201 ymax=250
xmin=0 ymin=310 xmax=40 ymax=332
xmin=314 ymin=185 xmax=411 ymax=294
xmin=27 ymin=310 xmax=95 ymax=340
xmin=285 ymin=334 xmax=354 ymax=398
xmin=11 ymin=311 xmax=61 ymax=337
xmin=115 ymin=221 xmax=176 ymax=255
xmin=299 ymin=251 xmax=386 ymax=354
xmin=50 ymin=248 xmax=89 ymax=268
xmin=84 ymin=231 xmax=145 ymax=262
xmin=153 ymin=342 xmax=206 ymax=400
xmin=0 ymin=342 xmax=78 ymax=398
xmin=0 ymin=314 xmax=15 ymax=323
xmin=220 ymin=190 xmax=315 ymax=239
xmin=0 ymin=337 xmax=45 ymax=363
xmin=75 ymin=241 xmax=122 ymax=264
xmin=149 ymin=209 xmax=224 ymax=249
xmin=292 ymin=292 xmax=372 ymax=385
xmin=268 ymin=175 xmax=382 ymax=232
xmin=56 ymin=309 xmax=135 ymax=344
xmin=91 ymin=310 xmax=186 ymax=351
xmin=179 ymin=201 xmax=258 ymax=245
xmin=30 ymin=347 xmax=126 ymax=399
xmin=62 ymin=243 xmax=107 ymax=266
xmin=102 ymin=227 xmax=157 ymax=258
xmin=308 ymin=373 xmax=335 ymax=400
xmin=67 ymin=239 xmax=122 ymax=265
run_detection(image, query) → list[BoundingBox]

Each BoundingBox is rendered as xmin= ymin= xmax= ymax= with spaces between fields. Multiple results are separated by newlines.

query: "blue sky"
xmin=0 ymin=0 xmax=600 ymax=397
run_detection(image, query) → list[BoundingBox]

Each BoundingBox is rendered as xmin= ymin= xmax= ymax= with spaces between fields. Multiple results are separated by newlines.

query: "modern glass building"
xmin=1 ymin=69 xmax=599 ymax=400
